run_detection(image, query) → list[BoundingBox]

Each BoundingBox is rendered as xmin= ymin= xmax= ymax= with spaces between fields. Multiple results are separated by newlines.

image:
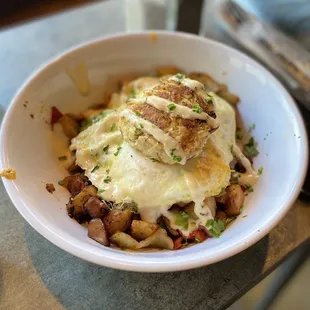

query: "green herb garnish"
xmin=135 ymin=111 xmax=141 ymax=117
xmin=104 ymin=176 xmax=112 ymax=183
xmin=258 ymin=167 xmax=263 ymax=175
xmin=195 ymin=237 xmax=201 ymax=243
xmin=205 ymin=95 xmax=213 ymax=104
xmin=192 ymin=104 xmax=203 ymax=113
xmin=91 ymin=164 xmax=100 ymax=173
xmin=103 ymin=145 xmax=109 ymax=154
xmin=244 ymin=137 xmax=259 ymax=157
xmin=167 ymin=103 xmax=176 ymax=111
xmin=128 ymin=89 xmax=136 ymax=99
xmin=151 ymin=158 xmax=158 ymax=162
xmin=175 ymin=211 xmax=189 ymax=229
xmin=98 ymin=189 xmax=105 ymax=194
xmin=114 ymin=146 xmax=122 ymax=156
xmin=169 ymin=148 xmax=182 ymax=162
xmin=244 ymin=184 xmax=254 ymax=192
xmin=58 ymin=155 xmax=67 ymax=161
xmin=205 ymin=219 xmax=225 ymax=238
xmin=175 ymin=73 xmax=185 ymax=79
xmin=58 ymin=180 xmax=64 ymax=186
xmin=110 ymin=123 xmax=116 ymax=132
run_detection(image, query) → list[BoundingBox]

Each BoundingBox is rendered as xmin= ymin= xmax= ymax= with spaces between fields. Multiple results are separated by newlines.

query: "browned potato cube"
xmin=88 ymin=219 xmax=110 ymax=246
xmin=103 ymin=209 xmax=132 ymax=236
xmin=225 ymin=184 xmax=244 ymax=216
xmin=131 ymin=220 xmax=158 ymax=241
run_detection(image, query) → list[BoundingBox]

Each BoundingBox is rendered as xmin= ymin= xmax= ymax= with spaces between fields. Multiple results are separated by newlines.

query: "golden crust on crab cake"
xmin=119 ymin=74 xmax=219 ymax=165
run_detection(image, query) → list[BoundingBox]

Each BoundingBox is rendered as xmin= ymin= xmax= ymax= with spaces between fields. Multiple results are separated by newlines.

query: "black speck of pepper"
xmin=23 ymin=104 xmax=27 ymax=108
xmin=30 ymin=114 xmax=34 ymax=119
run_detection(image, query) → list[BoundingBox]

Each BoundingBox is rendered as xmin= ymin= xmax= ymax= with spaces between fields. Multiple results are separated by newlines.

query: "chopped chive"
xmin=114 ymin=146 xmax=122 ymax=156
xmin=205 ymin=95 xmax=213 ymax=104
xmin=169 ymin=148 xmax=182 ymax=162
xmin=140 ymin=123 xmax=144 ymax=129
xmin=98 ymin=189 xmax=105 ymax=194
xmin=135 ymin=111 xmax=141 ymax=116
xmin=106 ymin=169 xmax=110 ymax=174
xmin=195 ymin=238 xmax=201 ymax=243
xmin=151 ymin=158 xmax=158 ymax=162
xmin=110 ymin=123 xmax=116 ymax=132
xmin=91 ymin=164 xmax=100 ymax=173
xmin=244 ymin=137 xmax=259 ymax=157
xmin=58 ymin=155 xmax=67 ymax=161
xmin=205 ymin=219 xmax=225 ymax=238
xmin=175 ymin=211 xmax=189 ymax=229
xmin=103 ymin=145 xmax=109 ymax=154
xmin=258 ymin=167 xmax=263 ymax=175
xmin=192 ymin=104 xmax=203 ymax=113
xmin=104 ymin=176 xmax=112 ymax=183
xmin=175 ymin=73 xmax=185 ymax=79
xmin=58 ymin=180 xmax=64 ymax=186
xmin=167 ymin=103 xmax=176 ymax=111
xmin=244 ymin=184 xmax=254 ymax=192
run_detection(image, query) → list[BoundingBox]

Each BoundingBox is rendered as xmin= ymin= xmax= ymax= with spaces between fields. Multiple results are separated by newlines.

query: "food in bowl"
xmin=52 ymin=67 xmax=260 ymax=251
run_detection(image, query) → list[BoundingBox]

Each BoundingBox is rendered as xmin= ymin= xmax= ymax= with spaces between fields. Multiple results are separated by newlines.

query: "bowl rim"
xmin=0 ymin=31 xmax=308 ymax=272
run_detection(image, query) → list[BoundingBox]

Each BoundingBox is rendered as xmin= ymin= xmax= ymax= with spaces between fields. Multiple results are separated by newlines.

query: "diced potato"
xmin=58 ymin=114 xmax=79 ymax=139
xmin=88 ymin=219 xmax=109 ymax=246
xmin=225 ymin=184 xmax=244 ymax=216
xmin=131 ymin=220 xmax=158 ymax=241
xmin=110 ymin=232 xmax=139 ymax=249
xmin=71 ymin=185 xmax=97 ymax=219
xmin=61 ymin=174 xmax=86 ymax=197
xmin=103 ymin=209 xmax=132 ymax=236
xmin=85 ymin=197 xmax=109 ymax=218
xmin=138 ymin=227 xmax=174 ymax=250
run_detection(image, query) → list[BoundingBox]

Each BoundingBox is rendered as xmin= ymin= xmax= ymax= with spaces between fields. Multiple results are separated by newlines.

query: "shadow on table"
xmin=24 ymin=223 xmax=269 ymax=310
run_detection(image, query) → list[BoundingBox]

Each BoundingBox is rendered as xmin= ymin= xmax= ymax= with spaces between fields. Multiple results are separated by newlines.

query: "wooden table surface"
xmin=0 ymin=1 xmax=309 ymax=309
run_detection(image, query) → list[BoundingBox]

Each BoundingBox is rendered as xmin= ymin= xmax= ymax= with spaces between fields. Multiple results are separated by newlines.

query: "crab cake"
xmin=119 ymin=74 xmax=219 ymax=165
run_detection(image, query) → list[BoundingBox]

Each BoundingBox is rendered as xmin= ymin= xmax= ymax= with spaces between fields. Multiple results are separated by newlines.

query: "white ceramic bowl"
xmin=0 ymin=32 xmax=308 ymax=272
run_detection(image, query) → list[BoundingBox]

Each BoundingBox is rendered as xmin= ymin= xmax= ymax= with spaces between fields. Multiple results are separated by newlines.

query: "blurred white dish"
xmin=0 ymin=31 xmax=307 ymax=272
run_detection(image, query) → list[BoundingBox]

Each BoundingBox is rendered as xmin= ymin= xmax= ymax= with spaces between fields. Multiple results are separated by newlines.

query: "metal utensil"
xmin=221 ymin=0 xmax=310 ymax=110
